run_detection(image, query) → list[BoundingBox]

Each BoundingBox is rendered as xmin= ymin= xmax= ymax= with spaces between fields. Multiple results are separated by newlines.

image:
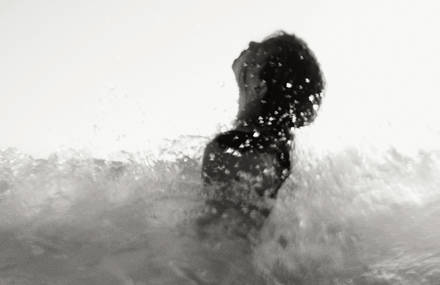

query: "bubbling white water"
xmin=1 ymin=125 xmax=440 ymax=284
xmin=255 ymin=138 xmax=440 ymax=284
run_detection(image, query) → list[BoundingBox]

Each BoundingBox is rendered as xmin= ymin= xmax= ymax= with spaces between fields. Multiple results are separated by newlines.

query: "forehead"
xmin=232 ymin=42 xmax=266 ymax=71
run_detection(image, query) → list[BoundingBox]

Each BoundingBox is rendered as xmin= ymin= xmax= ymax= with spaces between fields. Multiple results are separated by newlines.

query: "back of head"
xmin=235 ymin=31 xmax=325 ymax=129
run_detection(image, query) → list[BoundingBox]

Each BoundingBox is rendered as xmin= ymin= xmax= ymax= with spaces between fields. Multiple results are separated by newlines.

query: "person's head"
xmin=233 ymin=31 xmax=325 ymax=129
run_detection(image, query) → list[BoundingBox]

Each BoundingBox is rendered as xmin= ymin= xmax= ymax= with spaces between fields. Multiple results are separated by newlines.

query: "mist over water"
xmin=1 ymin=1 xmax=440 ymax=283
xmin=2 ymin=41 xmax=440 ymax=283
xmin=1 ymin=124 xmax=440 ymax=284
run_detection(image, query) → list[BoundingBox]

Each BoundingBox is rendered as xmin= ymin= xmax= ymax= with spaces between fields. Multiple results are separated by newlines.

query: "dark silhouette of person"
xmin=200 ymin=31 xmax=324 ymax=226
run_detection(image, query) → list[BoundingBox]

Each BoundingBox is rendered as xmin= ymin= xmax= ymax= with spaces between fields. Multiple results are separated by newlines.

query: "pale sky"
xmin=1 ymin=0 xmax=439 ymax=157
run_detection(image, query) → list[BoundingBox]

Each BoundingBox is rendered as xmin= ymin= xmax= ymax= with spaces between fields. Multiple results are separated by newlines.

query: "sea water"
xmin=0 ymin=135 xmax=439 ymax=284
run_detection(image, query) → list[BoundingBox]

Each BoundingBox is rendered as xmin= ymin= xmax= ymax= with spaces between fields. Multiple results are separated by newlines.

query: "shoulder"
xmin=210 ymin=130 xmax=252 ymax=148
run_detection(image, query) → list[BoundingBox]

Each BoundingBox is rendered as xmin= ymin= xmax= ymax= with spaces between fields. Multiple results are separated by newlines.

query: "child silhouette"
xmin=201 ymin=31 xmax=324 ymax=225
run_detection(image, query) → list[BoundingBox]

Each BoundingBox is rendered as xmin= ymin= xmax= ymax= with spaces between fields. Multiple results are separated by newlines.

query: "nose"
xmin=249 ymin=41 xmax=258 ymax=49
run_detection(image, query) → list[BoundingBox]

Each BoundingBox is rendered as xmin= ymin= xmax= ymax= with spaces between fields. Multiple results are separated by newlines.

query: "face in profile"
xmin=232 ymin=42 xmax=268 ymax=117
xmin=232 ymin=33 xmax=324 ymax=129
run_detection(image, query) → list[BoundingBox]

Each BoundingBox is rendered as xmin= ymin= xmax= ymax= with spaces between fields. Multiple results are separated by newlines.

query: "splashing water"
xmin=0 ymin=136 xmax=439 ymax=284
xmin=257 ymin=144 xmax=440 ymax=284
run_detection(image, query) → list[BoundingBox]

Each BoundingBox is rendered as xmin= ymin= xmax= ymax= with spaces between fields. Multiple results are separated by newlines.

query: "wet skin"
xmin=202 ymin=128 xmax=292 ymax=203
xmin=200 ymin=32 xmax=324 ymax=222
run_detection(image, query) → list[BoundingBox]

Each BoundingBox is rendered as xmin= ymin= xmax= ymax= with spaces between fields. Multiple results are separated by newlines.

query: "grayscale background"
xmin=1 ymin=1 xmax=440 ymax=284
xmin=1 ymin=0 xmax=439 ymax=157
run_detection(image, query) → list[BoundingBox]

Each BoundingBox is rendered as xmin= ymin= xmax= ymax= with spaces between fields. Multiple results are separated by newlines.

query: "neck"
xmin=234 ymin=118 xmax=293 ymax=141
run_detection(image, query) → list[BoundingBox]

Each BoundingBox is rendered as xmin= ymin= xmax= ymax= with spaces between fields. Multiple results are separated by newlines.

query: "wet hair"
xmin=236 ymin=31 xmax=325 ymax=128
